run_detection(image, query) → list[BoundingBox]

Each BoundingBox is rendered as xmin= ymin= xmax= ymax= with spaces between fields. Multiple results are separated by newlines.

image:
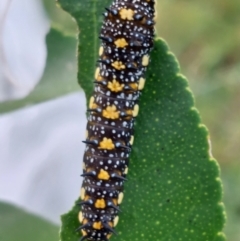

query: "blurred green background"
xmin=1 ymin=0 xmax=239 ymax=240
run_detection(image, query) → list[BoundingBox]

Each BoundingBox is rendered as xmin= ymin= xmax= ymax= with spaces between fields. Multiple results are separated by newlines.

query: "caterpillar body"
xmin=78 ymin=0 xmax=155 ymax=240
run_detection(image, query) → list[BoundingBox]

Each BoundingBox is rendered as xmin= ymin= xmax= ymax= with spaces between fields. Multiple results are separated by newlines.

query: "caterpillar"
xmin=78 ymin=0 xmax=155 ymax=240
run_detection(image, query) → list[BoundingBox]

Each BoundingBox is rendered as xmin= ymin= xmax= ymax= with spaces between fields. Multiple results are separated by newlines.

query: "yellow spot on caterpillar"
xmin=82 ymin=218 xmax=88 ymax=225
xmin=112 ymin=198 xmax=117 ymax=206
xmin=92 ymin=103 xmax=98 ymax=109
xmin=114 ymin=38 xmax=128 ymax=48
xmin=98 ymin=169 xmax=110 ymax=180
xmin=129 ymin=135 xmax=134 ymax=145
xmin=89 ymin=96 xmax=94 ymax=109
xmin=95 ymin=67 xmax=103 ymax=81
xmin=95 ymin=198 xmax=106 ymax=208
xmin=89 ymin=97 xmax=97 ymax=109
xmin=99 ymin=46 xmax=104 ymax=56
xmin=93 ymin=221 xmax=102 ymax=230
xmin=118 ymin=192 xmax=124 ymax=204
xmin=138 ymin=77 xmax=146 ymax=90
xmin=133 ymin=104 xmax=139 ymax=117
xmin=80 ymin=187 xmax=85 ymax=200
xmin=119 ymin=8 xmax=134 ymax=20
xmin=84 ymin=195 xmax=90 ymax=201
xmin=125 ymin=109 xmax=133 ymax=118
xmin=129 ymin=82 xmax=138 ymax=91
xmin=99 ymin=137 xmax=115 ymax=150
xmin=113 ymin=216 xmax=119 ymax=227
xmin=81 ymin=230 xmax=87 ymax=236
xmin=107 ymin=234 xmax=112 ymax=239
xmin=108 ymin=79 xmax=124 ymax=92
xmin=124 ymin=167 xmax=128 ymax=174
xmin=112 ymin=61 xmax=125 ymax=70
xmin=85 ymin=130 xmax=88 ymax=138
xmin=102 ymin=105 xmax=119 ymax=119
xmin=78 ymin=211 xmax=83 ymax=223
xmin=95 ymin=67 xmax=100 ymax=79
xmin=142 ymin=55 xmax=149 ymax=66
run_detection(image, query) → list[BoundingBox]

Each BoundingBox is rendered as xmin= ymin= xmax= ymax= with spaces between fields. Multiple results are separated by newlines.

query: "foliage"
xmin=58 ymin=0 xmax=226 ymax=240
xmin=0 ymin=202 xmax=58 ymax=241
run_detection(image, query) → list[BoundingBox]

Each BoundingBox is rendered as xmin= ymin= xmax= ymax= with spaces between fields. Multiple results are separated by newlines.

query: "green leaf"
xmin=58 ymin=1 xmax=226 ymax=241
xmin=57 ymin=0 xmax=112 ymax=105
xmin=119 ymin=39 xmax=226 ymax=241
xmin=0 ymin=28 xmax=78 ymax=114
xmin=0 ymin=201 xmax=59 ymax=241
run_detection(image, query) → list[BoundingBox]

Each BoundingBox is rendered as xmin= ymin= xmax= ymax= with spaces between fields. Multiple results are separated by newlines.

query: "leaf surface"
xmin=58 ymin=1 xmax=226 ymax=241
xmin=58 ymin=0 xmax=112 ymax=105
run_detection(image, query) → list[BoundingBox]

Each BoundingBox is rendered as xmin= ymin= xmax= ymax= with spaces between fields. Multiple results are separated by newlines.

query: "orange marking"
xmin=129 ymin=82 xmax=138 ymax=90
xmin=95 ymin=67 xmax=103 ymax=81
xmin=98 ymin=169 xmax=110 ymax=180
xmin=122 ymin=109 xmax=133 ymax=120
xmin=107 ymin=79 xmax=124 ymax=92
xmin=119 ymin=8 xmax=134 ymax=20
xmin=89 ymin=96 xmax=95 ymax=109
xmin=112 ymin=61 xmax=125 ymax=70
xmin=114 ymin=38 xmax=128 ymax=48
xmin=102 ymin=105 xmax=120 ymax=119
xmin=95 ymin=198 xmax=106 ymax=209
xmin=82 ymin=219 xmax=88 ymax=225
xmin=99 ymin=137 xmax=115 ymax=150
xmin=112 ymin=198 xmax=117 ymax=206
xmin=93 ymin=221 xmax=102 ymax=230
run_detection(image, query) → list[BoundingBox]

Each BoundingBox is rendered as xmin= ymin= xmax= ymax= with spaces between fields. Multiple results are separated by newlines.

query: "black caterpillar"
xmin=77 ymin=0 xmax=155 ymax=240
